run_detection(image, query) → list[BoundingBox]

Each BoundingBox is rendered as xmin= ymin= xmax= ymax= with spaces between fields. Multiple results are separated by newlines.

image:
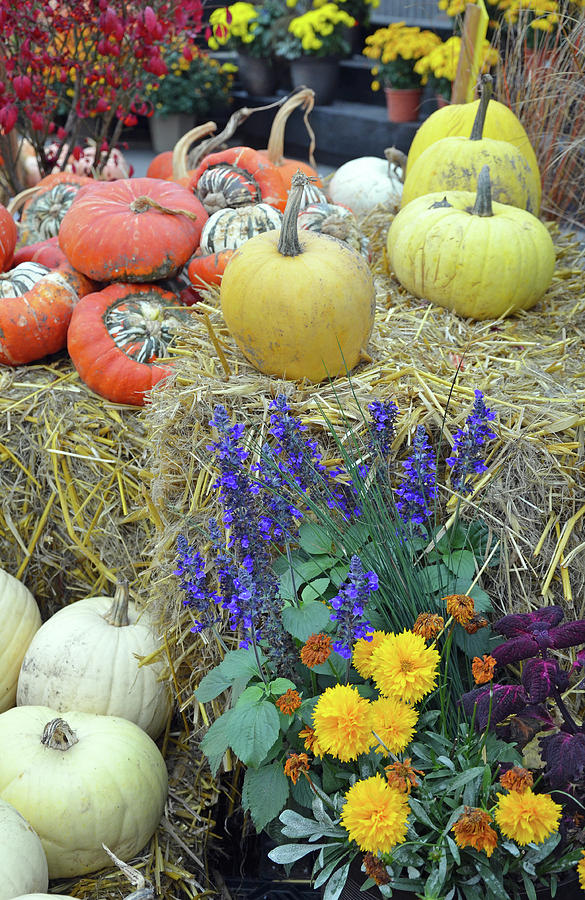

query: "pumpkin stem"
xmin=472 ymin=166 xmax=494 ymax=217
xmin=469 ymin=74 xmax=493 ymax=141
xmin=277 ymin=170 xmax=312 ymax=257
xmin=129 ymin=195 xmax=200 ymax=221
xmin=103 ymin=580 xmax=130 ymax=627
xmin=265 ymin=87 xmax=317 ymax=170
xmin=41 ymin=717 xmax=79 ymax=751
xmin=384 ymin=147 xmax=407 ymax=184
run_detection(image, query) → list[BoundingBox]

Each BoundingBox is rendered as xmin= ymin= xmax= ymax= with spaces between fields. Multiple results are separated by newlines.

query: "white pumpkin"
xmin=0 ymin=706 xmax=168 ymax=878
xmin=0 ymin=568 xmax=41 ymax=713
xmin=327 ymin=148 xmax=405 ymax=218
xmin=17 ymin=582 xmax=171 ymax=739
xmin=0 ymin=799 xmax=49 ymax=899
xmin=10 ymin=896 xmax=73 ymax=899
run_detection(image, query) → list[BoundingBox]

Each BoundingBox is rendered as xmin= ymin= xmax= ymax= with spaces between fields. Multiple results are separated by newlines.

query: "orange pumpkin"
xmin=146 ymin=151 xmax=174 ymax=179
xmin=58 ymin=177 xmax=208 ymax=283
xmin=187 ymin=249 xmax=234 ymax=295
xmin=17 ymin=172 xmax=92 ymax=244
xmin=67 ymin=283 xmax=188 ymax=405
xmin=188 ymin=147 xmax=289 ymax=212
xmin=11 ymin=237 xmax=96 ymax=298
xmin=0 ymin=202 xmax=17 ymax=271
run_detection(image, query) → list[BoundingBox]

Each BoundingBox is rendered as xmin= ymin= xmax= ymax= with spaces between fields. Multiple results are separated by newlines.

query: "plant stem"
xmin=285 ymin=540 xmax=301 ymax=608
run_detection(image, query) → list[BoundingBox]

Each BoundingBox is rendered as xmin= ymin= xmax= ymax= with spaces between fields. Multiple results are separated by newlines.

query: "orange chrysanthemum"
xmin=370 ymin=630 xmax=440 ymax=704
xmin=578 ymin=849 xmax=585 ymax=891
xmin=452 ymin=807 xmax=498 ymax=857
xmin=352 ymin=630 xmax=387 ymax=678
xmin=494 ymin=789 xmax=562 ymax=845
xmin=312 ymin=683 xmax=373 ymax=762
xmin=276 ymin=689 xmax=302 ymax=715
xmin=363 ymin=852 xmax=390 ymax=885
xmin=369 ymin=696 xmax=418 ymax=755
xmin=385 ymin=758 xmax=424 ymax=794
xmin=499 ymin=766 xmax=534 ymax=793
xmin=284 ymin=753 xmax=310 ymax=785
xmin=341 ymin=774 xmax=410 ymax=854
xmin=412 ymin=612 xmax=445 ymax=641
xmin=444 ymin=594 xmax=475 ymax=625
xmin=472 ymin=654 xmax=497 ymax=685
xmin=300 ymin=633 xmax=332 ymax=668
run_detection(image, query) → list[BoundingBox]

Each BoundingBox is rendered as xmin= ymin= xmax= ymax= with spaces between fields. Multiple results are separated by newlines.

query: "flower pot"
xmin=384 ymin=87 xmax=422 ymax=124
xmin=148 ymin=113 xmax=194 ymax=154
xmin=289 ymin=56 xmax=340 ymax=106
xmin=237 ymin=53 xmax=277 ymax=96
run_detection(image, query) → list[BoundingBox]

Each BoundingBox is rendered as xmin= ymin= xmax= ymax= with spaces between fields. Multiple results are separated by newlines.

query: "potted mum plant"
xmin=362 ymin=22 xmax=442 ymax=122
xmin=414 ymin=33 xmax=499 ymax=105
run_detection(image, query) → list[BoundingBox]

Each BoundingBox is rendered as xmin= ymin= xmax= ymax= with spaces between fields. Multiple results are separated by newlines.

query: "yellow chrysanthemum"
xmin=352 ymin=630 xmax=387 ymax=678
xmin=370 ymin=630 xmax=440 ymax=704
xmin=341 ymin=773 xmax=410 ymax=854
xmin=312 ymin=683 xmax=373 ymax=762
xmin=578 ymin=849 xmax=585 ymax=890
xmin=369 ymin=697 xmax=418 ymax=755
xmin=494 ymin=789 xmax=562 ymax=845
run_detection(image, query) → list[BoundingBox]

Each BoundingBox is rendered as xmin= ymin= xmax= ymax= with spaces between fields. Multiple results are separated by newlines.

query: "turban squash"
xmin=67 ymin=282 xmax=188 ymax=405
xmin=387 ymin=165 xmax=555 ymax=320
xmin=188 ymin=147 xmax=289 ymax=213
xmin=0 ymin=202 xmax=17 ymax=271
xmin=16 ymin=172 xmax=92 ymax=245
xmin=59 ymin=177 xmax=207 ymax=283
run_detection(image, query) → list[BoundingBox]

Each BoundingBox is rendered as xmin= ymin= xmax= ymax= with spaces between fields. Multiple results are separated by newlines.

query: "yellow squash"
xmin=220 ymin=171 xmax=376 ymax=383
xmin=402 ymin=76 xmax=540 ymax=214
xmin=387 ymin=166 xmax=555 ymax=321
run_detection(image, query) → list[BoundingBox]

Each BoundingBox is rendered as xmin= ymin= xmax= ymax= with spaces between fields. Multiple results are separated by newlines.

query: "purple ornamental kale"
xmin=491 ymin=606 xmax=585 ymax=665
xmin=394 ymin=425 xmax=436 ymax=532
xmin=446 ymin=389 xmax=496 ymax=496
xmin=329 ymin=555 xmax=378 ymax=658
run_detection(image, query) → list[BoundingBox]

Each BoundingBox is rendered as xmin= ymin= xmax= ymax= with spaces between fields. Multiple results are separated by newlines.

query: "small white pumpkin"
xmin=0 ymin=799 xmax=49 ymax=899
xmin=327 ymin=148 xmax=405 ymax=217
xmin=0 ymin=706 xmax=168 ymax=878
xmin=17 ymin=581 xmax=171 ymax=739
xmin=0 ymin=568 xmax=42 ymax=713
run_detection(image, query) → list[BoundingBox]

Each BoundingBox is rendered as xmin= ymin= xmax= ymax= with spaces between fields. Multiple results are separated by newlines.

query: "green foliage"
xmin=147 ymin=48 xmax=234 ymax=117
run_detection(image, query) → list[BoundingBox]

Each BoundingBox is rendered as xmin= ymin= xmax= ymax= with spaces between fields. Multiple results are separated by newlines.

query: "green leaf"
xmin=323 ymin=861 xmax=350 ymax=900
xmin=408 ymin=797 xmax=436 ymax=830
xmin=227 ymin=701 xmax=280 ymax=767
xmin=195 ymin=667 xmax=233 ymax=703
xmin=268 ymin=843 xmax=326 ymax=864
xmin=270 ymin=678 xmax=297 ymax=696
xmin=295 ymin=556 xmax=338 ymax=580
xmin=235 ymin=684 xmax=265 ymax=707
xmin=282 ymin=599 xmax=332 ymax=641
xmin=299 ymin=521 xmax=336 ymax=555
xmin=219 ymin=647 xmax=265 ymax=681
xmin=200 ymin=709 xmax=235 ymax=776
xmin=330 ymin=564 xmax=350 ymax=588
xmin=441 ymin=549 xmax=477 ymax=583
xmin=424 ymin=846 xmax=447 ymax=897
xmin=424 ymin=563 xmax=454 ymax=595
xmin=241 ymin=762 xmax=289 ymax=831
xmin=302 ymin=577 xmax=331 ymax=602
xmin=280 ymin=809 xmax=329 ymax=838
xmin=309 ymin=650 xmax=348 ymax=679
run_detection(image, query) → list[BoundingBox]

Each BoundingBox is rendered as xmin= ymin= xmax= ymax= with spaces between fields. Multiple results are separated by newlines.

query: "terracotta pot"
xmin=148 ymin=113 xmax=194 ymax=153
xmin=237 ymin=53 xmax=277 ymax=96
xmin=383 ymin=87 xmax=422 ymax=123
xmin=289 ymin=56 xmax=340 ymax=106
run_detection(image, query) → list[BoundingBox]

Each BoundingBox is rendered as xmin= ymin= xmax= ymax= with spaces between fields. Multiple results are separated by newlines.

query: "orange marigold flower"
xmin=412 ymin=612 xmax=444 ymax=641
xmin=464 ymin=614 xmax=489 ymax=634
xmin=499 ymin=766 xmax=534 ymax=793
xmin=451 ymin=807 xmax=498 ymax=857
xmin=284 ymin=753 xmax=310 ymax=785
xmin=276 ymin=688 xmax=302 ymax=715
xmin=385 ymin=757 xmax=424 ymax=794
xmin=472 ymin=654 xmax=497 ymax=685
xmin=301 ymin=633 xmax=332 ymax=668
xmin=363 ymin=852 xmax=390 ymax=885
xmin=444 ymin=593 xmax=475 ymax=625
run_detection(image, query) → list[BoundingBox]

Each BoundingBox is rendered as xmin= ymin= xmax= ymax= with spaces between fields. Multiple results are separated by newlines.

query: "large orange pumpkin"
xmin=0 ymin=203 xmax=18 ymax=271
xmin=59 ymin=178 xmax=208 ymax=283
xmin=146 ymin=151 xmax=174 ymax=179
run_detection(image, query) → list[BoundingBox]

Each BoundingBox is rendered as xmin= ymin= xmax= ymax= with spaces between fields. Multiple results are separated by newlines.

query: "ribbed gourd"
xmin=199 ymin=203 xmax=283 ymax=254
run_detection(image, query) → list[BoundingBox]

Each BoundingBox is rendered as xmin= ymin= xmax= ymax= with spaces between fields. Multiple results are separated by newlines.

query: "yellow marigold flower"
xmin=352 ymin=630 xmax=387 ymax=678
xmin=301 ymin=633 xmax=332 ymax=668
xmin=371 ymin=80 xmax=381 ymax=91
xmin=472 ymin=654 xmax=497 ymax=685
xmin=412 ymin=612 xmax=444 ymax=641
xmin=284 ymin=752 xmax=310 ymax=785
xmin=499 ymin=766 xmax=534 ymax=793
xmin=494 ymin=789 xmax=562 ymax=845
xmin=444 ymin=594 xmax=475 ymax=625
xmin=578 ymin=849 xmax=585 ymax=891
xmin=276 ymin=688 xmax=302 ymax=715
xmin=452 ymin=807 xmax=498 ymax=857
xmin=312 ymin=683 xmax=373 ymax=762
xmin=370 ymin=697 xmax=418 ymax=755
xmin=340 ymin=773 xmax=410 ymax=854
xmin=370 ymin=630 xmax=440 ymax=704
xmin=385 ymin=757 xmax=423 ymax=794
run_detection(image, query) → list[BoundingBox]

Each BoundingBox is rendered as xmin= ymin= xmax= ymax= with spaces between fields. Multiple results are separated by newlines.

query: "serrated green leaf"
xmin=241 ymin=761 xmax=289 ymax=831
xmin=200 ymin=709 xmax=235 ymax=776
xmin=424 ymin=563 xmax=454 ymax=595
xmin=299 ymin=521 xmax=336 ymax=555
xmin=302 ymin=577 xmax=331 ymax=602
xmin=282 ymin=599 xmax=332 ymax=641
xmin=227 ymin=701 xmax=280 ymax=767
xmin=270 ymin=677 xmax=297 ymax=696
xmin=219 ymin=647 xmax=264 ymax=681
xmin=195 ymin=667 xmax=233 ymax=703
xmin=295 ymin=556 xmax=338 ymax=580
xmin=235 ymin=684 xmax=265 ymax=707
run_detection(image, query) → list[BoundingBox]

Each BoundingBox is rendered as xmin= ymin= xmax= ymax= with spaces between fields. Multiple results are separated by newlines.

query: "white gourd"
xmin=0 ymin=568 xmax=42 ymax=713
xmin=0 ymin=706 xmax=169 ymax=878
xmin=0 ymin=799 xmax=49 ymax=899
xmin=17 ymin=581 xmax=170 ymax=739
xmin=327 ymin=148 xmax=405 ymax=217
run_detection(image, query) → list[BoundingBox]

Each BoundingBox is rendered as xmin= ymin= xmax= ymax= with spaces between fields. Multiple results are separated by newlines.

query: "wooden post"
xmin=451 ymin=0 xmax=489 ymax=104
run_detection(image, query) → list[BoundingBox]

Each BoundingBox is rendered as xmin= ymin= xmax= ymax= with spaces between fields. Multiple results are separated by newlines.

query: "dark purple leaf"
xmin=571 ymin=648 xmax=585 ymax=673
xmin=461 ymin=683 xmax=528 ymax=731
xmin=540 ymin=730 xmax=585 ymax=788
xmin=521 ymin=658 xmax=560 ymax=703
xmin=492 ymin=635 xmax=545 ymax=665
xmin=550 ymin=620 xmax=585 ymax=650
xmin=496 ymin=708 xmax=556 ymax=746
xmin=493 ymin=606 xmax=564 ymax=638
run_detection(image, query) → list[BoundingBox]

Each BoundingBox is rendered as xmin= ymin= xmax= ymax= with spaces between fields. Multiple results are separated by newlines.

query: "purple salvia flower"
xmin=394 ymin=425 xmax=436 ymax=532
xmin=254 ymin=443 xmax=303 ymax=543
xmin=446 ymin=389 xmax=496 ymax=496
xmin=174 ymin=534 xmax=221 ymax=633
xmin=368 ymin=399 xmax=399 ymax=460
xmin=208 ymin=405 xmax=258 ymax=552
xmin=329 ymin=555 xmax=377 ymax=658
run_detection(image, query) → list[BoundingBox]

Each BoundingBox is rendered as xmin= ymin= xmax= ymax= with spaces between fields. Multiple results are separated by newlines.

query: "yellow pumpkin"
xmin=387 ymin=166 xmax=555 ymax=321
xmin=220 ymin=171 xmax=376 ymax=383
xmin=406 ymin=83 xmax=541 ymax=212
xmin=402 ymin=76 xmax=540 ymax=214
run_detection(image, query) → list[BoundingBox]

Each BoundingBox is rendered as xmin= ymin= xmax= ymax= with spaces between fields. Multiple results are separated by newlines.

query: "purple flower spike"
xmin=539 ymin=730 xmax=585 ymax=788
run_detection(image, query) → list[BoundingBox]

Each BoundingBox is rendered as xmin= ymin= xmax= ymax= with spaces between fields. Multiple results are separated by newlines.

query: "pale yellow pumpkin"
xmin=16 ymin=582 xmax=171 ymax=739
xmin=220 ymin=171 xmax=376 ymax=383
xmin=402 ymin=77 xmax=540 ymax=214
xmin=0 ymin=706 xmax=168 ymax=878
xmin=0 ymin=799 xmax=49 ymax=899
xmin=0 ymin=569 xmax=41 ymax=713
xmin=387 ymin=166 xmax=555 ymax=321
